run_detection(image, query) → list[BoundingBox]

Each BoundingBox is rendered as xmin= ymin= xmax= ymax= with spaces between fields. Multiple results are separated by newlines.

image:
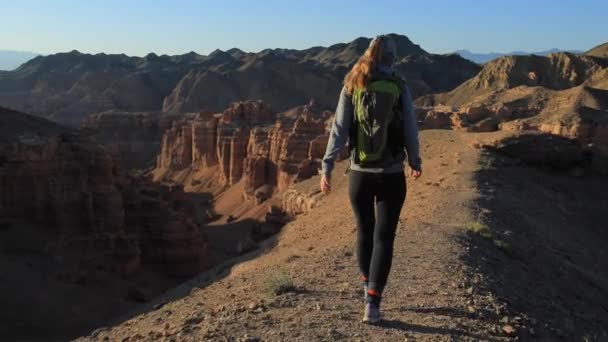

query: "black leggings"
xmin=349 ymin=169 xmax=406 ymax=295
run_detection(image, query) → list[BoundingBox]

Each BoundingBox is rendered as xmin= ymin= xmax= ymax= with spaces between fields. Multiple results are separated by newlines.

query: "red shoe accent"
xmin=361 ymin=275 xmax=369 ymax=281
xmin=367 ymin=289 xmax=381 ymax=297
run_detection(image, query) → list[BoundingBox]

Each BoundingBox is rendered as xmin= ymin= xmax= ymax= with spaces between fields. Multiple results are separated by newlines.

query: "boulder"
xmin=469 ymin=117 xmax=500 ymax=132
xmin=422 ymin=110 xmax=452 ymax=129
xmin=462 ymin=105 xmax=492 ymax=123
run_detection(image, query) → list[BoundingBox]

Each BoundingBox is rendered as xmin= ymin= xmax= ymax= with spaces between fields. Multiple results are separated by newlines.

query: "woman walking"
xmin=320 ymin=35 xmax=422 ymax=323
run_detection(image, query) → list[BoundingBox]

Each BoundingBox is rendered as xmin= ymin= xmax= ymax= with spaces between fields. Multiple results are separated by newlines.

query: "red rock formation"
xmin=157 ymin=122 xmax=193 ymax=169
xmin=82 ymin=111 xmax=181 ymax=169
xmin=155 ymin=101 xmax=334 ymax=202
xmin=0 ymin=107 xmax=210 ymax=278
xmin=192 ymin=112 xmax=219 ymax=168
xmin=421 ymin=109 xmax=453 ymax=129
xmin=420 ymin=105 xmax=504 ymax=132
xmin=121 ymin=180 xmax=209 ymax=277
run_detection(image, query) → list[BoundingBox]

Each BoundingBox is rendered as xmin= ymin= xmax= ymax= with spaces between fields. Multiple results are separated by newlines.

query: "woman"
xmin=320 ymin=35 xmax=422 ymax=323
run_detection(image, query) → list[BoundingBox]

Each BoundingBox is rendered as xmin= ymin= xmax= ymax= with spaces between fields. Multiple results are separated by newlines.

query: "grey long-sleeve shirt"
xmin=321 ymin=70 xmax=422 ymax=175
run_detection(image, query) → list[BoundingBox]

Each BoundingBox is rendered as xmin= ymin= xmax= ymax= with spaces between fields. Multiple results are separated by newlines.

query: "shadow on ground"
xmin=0 ymin=184 xmax=284 ymax=341
xmin=378 ymin=319 xmax=504 ymax=342
xmin=460 ymin=139 xmax=608 ymax=340
xmin=101 ymin=213 xmax=283 ymax=335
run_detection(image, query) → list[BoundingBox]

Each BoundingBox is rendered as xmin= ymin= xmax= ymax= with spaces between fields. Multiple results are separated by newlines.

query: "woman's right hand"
xmin=320 ymin=173 xmax=332 ymax=194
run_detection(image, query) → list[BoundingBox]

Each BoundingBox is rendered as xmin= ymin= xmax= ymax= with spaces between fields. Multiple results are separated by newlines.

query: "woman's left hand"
xmin=410 ymin=168 xmax=422 ymax=180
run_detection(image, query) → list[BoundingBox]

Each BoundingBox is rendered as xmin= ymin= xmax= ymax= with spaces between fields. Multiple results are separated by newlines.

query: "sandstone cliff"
xmin=155 ymin=101 xmax=335 ymax=204
xmin=0 ymin=107 xmax=210 ymax=278
xmin=81 ymin=110 xmax=183 ymax=169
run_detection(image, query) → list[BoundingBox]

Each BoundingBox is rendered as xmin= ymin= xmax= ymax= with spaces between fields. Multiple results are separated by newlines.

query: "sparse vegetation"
xmin=478 ymin=150 xmax=496 ymax=170
xmin=264 ymin=269 xmax=296 ymax=296
xmin=466 ymin=221 xmax=492 ymax=239
xmin=465 ymin=220 xmax=511 ymax=253
xmin=492 ymin=238 xmax=511 ymax=252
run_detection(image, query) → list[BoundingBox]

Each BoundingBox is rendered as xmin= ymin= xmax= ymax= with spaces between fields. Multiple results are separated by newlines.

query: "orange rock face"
xmin=0 ymin=110 xmax=210 ymax=278
xmin=420 ymin=105 xmax=503 ymax=132
xmin=156 ymin=101 xmax=334 ymax=201
xmin=82 ymin=111 xmax=180 ymax=169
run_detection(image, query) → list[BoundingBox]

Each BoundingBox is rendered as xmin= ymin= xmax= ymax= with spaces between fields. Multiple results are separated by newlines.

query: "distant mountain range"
xmin=455 ymin=48 xmax=584 ymax=64
xmin=0 ymin=34 xmax=480 ymax=126
xmin=0 ymin=50 xmax=40 ymax=71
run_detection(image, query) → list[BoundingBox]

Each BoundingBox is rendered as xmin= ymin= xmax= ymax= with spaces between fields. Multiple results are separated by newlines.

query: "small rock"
xmin=500 ymin=316 xmax=509 ymax=324
xmin=238 ymin=334 xmax=261 ymax=342
xmin=184 ymin=315 xmax=204 ymax=325
xmin=91 ymin=327 xmax=108 ymax=337
xmin=152 ymin=302 xmax=166 ymax=311
xmin=327 ymin=328 xmax=341 ymax=337
xmin=502 ymin=325 xmax=516 ymax=336
xmin=315 ymin=303 xmax=323 ymax=311
xmin=254 ymin=307 xmax=265 ymax=314
xmin=466 ymin=287 xmax=474 ymax=295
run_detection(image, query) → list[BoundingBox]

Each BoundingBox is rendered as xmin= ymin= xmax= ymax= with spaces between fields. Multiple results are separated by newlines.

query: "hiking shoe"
xmin=363 ymin=302 xmax=381 ymax=324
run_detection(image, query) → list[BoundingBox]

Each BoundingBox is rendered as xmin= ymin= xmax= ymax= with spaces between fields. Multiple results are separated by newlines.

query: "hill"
xmin=0 ymin=34 xmax=480 ymax=126
xmin=456 ymin=48 xmax=583 ymax=64
xmin=415 ymin=50 xmax=608 ymax=155
xmin=586 ymin=42 xmax=608 ymax=59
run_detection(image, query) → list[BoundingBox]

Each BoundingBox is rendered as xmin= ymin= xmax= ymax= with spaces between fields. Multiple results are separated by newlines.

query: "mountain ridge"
xmin=456 ymin=48 xmax=585 ymax=64
xmin=586 ymin=42 xmax=608 ymax=59
xmin=0 ymin=34 xmax=480 ymax=126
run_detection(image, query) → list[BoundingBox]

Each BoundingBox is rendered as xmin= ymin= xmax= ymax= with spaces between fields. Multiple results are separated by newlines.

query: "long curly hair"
xmin=344 ymin=36 xmax=394 ymax=95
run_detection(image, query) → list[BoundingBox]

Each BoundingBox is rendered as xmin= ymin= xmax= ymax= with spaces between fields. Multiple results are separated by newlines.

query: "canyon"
xmin=1 ymin=37 xmax=608 ymax=341
xmin=0 ymin=107 xmax=211 ymax=339
xmin=0 ymin=99 xmax=340 ymax=340
xmin=155 ymin=100 xmax=337 ymax=201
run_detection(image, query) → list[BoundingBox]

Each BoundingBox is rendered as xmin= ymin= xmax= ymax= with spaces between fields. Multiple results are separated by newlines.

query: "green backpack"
xmin=350 ymin=75 xmax=405 ymax=167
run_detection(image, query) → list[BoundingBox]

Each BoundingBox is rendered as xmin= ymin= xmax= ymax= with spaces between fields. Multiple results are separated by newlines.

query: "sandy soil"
xmin=71 ymin=129 xmax=608 ymax=341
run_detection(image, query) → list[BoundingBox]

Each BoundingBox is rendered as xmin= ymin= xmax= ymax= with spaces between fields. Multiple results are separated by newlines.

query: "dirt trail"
xmin=79 ymin=130 xmax=607 ymax=341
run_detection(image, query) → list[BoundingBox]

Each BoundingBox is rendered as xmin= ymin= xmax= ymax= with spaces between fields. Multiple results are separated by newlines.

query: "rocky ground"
xmin=77 ymin=129 xmax=608 ymax=341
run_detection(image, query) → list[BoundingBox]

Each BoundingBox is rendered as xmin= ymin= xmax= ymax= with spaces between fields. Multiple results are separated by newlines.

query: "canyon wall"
xmin=0 ymin=108 xmax=210 ymax=278
xmin=82 ymin=110 xmax=184 ymax=169
xmin=156 ymin=100 xmax=335 ymax=202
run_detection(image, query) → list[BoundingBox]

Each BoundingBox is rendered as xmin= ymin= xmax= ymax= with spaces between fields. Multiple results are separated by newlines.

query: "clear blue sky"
xmin=1 ymin=0 xmax=607 ymax=56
